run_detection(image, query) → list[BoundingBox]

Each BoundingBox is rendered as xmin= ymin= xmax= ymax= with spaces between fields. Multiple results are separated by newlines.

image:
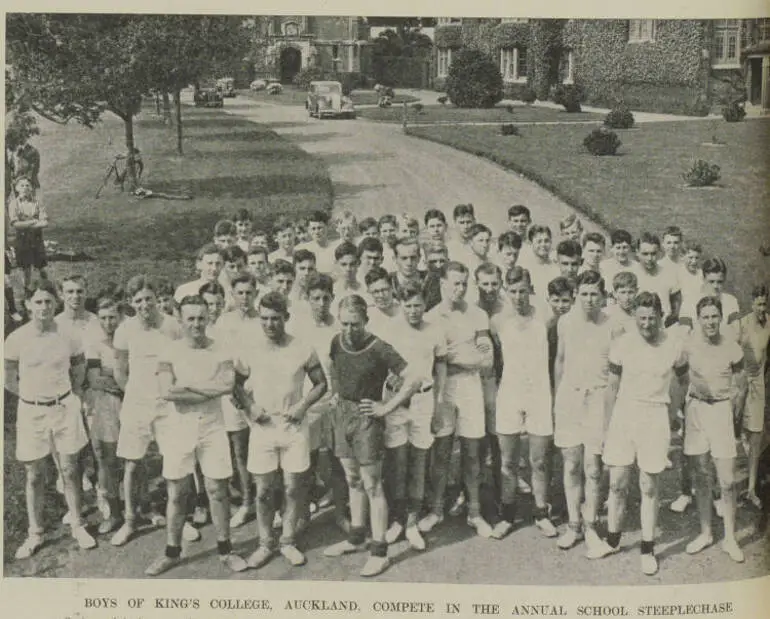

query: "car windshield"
xmin=316 ymin=84 xmax=340 ymax=95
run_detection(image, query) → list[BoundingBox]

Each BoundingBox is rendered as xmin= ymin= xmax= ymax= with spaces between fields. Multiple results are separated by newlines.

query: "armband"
xmin=608 ymin=362 xmax=622 ymax=377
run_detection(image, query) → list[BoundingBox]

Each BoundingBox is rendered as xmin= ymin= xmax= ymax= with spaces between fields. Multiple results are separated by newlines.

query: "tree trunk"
xmin=174 ymin=89 xmax=183 ymax=156
xmin=123 ymin=114 xmax=138 ymax=191
xmin=155 ymin=92 xmax=161 ymax=117
xmin=162 ymin=91 xmax=173 ymax=126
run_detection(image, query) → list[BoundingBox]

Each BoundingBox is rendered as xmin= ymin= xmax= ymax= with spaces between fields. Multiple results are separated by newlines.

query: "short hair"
xmin=504 ymin=266 xmax=532 ymax=288
xmin=233 ymin=208 xmax=253 ymax=223
xmin=178 ymin=295 xmax=208 ymax=312
xmin=696 ymin=295 xmax=723 ymax=318
xmin=751 ymin=284 xmax=769 ymax=300
xmin=199 ymin=281 xmax=226 ymax=297
xmin=528 ymin=224 xmax=552 ymax=242
xmin=475 ymin=262 xmax=501 ymax=281
xmin=702 ymin=257 xmax=728 ymax=277
xmin=334 ymin=210 xmax=357 ymax=227
xmin=338 ymin=294 xmax=369 ymax=319
xmin=358 ymin=236 xmax=384 ymax=257
xmin=582 ymin=232 xmax=606 ymax=249
xmin=364 ymin=267 xmax=390 ymax=288
xmin=507 ymin=204 xmax=531 ymax=220
xmin=334 ymin=240 xmax=359 ymax=263
xmin=378 ymin=214 xmax=397 ymax=229
xmin=273 ymin=216 xmax=295 ymax=235
xmin=230 ymin=273 xmax=256 ymax=289
xmin=259 ymin=290 xmax=288 ymax=315
xmin=307 ymin=210 xmax=330 ymax=225
xmin=559 ymin=213 xmax=582 ymax=232
xmin=684 ymin=240 xmax=703 ymax=254
xmin=634 ymin=291 xmax=663 ymax=316
xmin=125 ymin=274 xmax=158 ymax=299
xmin=155 ymin=278 xmax=174 ymax=298
xmin=575 ymin=269 xmax=606 ymax=295
xmin=399 ymin=214 xmax=419 ymax=230
xmin=612 ymin=271 xmax=638 ymax=291
xmin=248 ymin=245 xmax=269 ymax=260
xmin=271 ymin=259 xmax=295 ymax=278
xmin=95 ymin=296 xmax=120 ymax=312
xmin=221 ymin=246 xmax=246 ymax=264
xmin=441 ymin=261 xmax=469 ymax=279
xmin=196 ymin=243 xmax=223 ymax=261
xmin=60 ymin=274 xmax=87 ymax=288
xmin=498 ymin=231 xmax=522 ymax=251
xmin=468 ymin=223 xmax=492 ymax=239
xmin=638 ymin=232 xmax=661 ymax=249
xmin=556 ymin=240 xmax=582 ymax=259
xmin=547 ymin=276 xmax=574 ymax=298
xmin=452 ymin=203 xmax=475 ymax=220
xmin=610 ymin=229 xmax=633 ymax=246
xmin=397 ymin=281 xmax=425 ymax=303
xmin=662 ymin=226 xmax=683 ymax=240
xmin=424 ymin=241 xmax=448 ymax=256
xmin=424 ymin=209 xmax=447 ymax=225
xmin=26 ymin=279 xmax=59 ymax=300
xmin=214 ymin=219 xmax=236 ymax=236
xmin=306 ymin=272 xmax=334 ymax=296
xmin=293 ymin=249 xmax=316 ymax=265
xmin=394 ymin=236 xmax=421 ymax=256
xmin=358 ymin=216 xmax=379 ymax=233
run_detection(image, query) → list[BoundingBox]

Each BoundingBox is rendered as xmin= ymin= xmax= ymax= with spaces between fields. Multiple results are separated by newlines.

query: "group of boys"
xmin=5 ymin=203 xmax=769 ymax=579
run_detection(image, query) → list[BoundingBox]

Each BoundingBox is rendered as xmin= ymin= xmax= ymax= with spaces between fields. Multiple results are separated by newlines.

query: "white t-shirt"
xmin=174 ymin=278 xmax=208 ymax=303
xmin=427 ymin=301 xmax=489 ymax=371
xmin=738 ymin=313 xmax=770 ymax=378
xmin=632 ymin=263 xmax=681 ymax=318
xmin=5 ymin=322 xmax=83 ymax=400
xmin=606 ymin=303 xmax=636 ymax=340
xmin=683 ymin=331 xmax=743 ymax=401
xmin=295 ymin=240 xmax=336 ymax=275
xmin=680 ymin=292 xmax=740 ymax=338
xmin=600 ymin=257 xmax=636 ymax=292
xmin=268 ymin=247 xmax=294 ymax=264
xmin=556 ymin=309 xmax=612 ymax=390
xmin=368 ymin=304 xmax=402 ymax=338
xmin=386 ymin=318 xmax=445 ymax=385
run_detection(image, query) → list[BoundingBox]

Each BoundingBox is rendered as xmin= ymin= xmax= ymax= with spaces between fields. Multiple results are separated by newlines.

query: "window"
xmin=713 ymin=19 xmax=740 ymax=67
xmin=628 ymin=19 xmax=656 ymax=43
xmin=332 ymin=44 xmax=339 ymax=59
xmin=559 ymin=49 xmax=574 ymax=84
xmin=500 ymin=18 xmax=529 ymax=23
xmin=437 ymin=18 xmax=462 ymax=25
xmin=500 ymin=47 xmax=527 ymax=82
xmin=437 ymin=48 xmax=452 ymax=78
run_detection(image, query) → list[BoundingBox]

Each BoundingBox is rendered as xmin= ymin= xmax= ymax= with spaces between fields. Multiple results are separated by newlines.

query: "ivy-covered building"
xmin=433 ymin=18 xmax=770 ymax=115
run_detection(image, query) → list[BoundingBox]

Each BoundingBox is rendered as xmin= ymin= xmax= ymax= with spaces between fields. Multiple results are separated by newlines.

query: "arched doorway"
xmin=280 ymin=47 xmax=302 ymax=84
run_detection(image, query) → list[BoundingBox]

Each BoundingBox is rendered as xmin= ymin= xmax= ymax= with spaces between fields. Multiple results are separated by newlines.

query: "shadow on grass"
xmin=191 ymin=131 xmax=285 ymax=143
xmin=285 ymin=132 xmax=345 ymax=144
xmin=151 ymin=174 xmax=332 ymax=201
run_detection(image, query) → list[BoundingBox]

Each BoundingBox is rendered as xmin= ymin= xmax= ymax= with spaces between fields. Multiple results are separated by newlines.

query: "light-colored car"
xmin=250 ymin=79 xmax=267 ymax=91
xmin=306 ymin=81 xmax=355 ymax=119
xmin=216 ymin=77 xmax=236 ymax=97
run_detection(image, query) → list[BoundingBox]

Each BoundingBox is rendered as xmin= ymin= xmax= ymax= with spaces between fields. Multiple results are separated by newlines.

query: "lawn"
xmin=239 ymin=86 xmax=418 ymax=108
xmin=406 ymin=118 xmax=770 ymax=306
xmin=357 ymin=103 xmax=604 ymax=124
xmin=3 ymin=102 xmax=333 ymax=568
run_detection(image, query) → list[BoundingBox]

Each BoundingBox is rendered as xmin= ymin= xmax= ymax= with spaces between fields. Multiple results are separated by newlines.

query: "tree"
xmin=445 ymin=49 xmax=504 ymax=108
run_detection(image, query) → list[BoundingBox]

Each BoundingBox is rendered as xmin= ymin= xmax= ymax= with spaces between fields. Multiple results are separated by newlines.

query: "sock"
xmin=370 ymin=541 xmax=388 ymax=558
xmin=165 ymin=544 xmax=181 ymax=559
xmin=502 ymin=502 xmax=516 ymax=524
xmin=217 ymin=540 xmax=232 ymax=556
xmin=348 ymin=526 xmax=366 ymax=546
xmin=640 ymin=540 xmax=654 ymax=555
xmin=533 ymin=505 xmax=549 ymax=521
xmin=607 ymin=531 xmax=621 ymax=548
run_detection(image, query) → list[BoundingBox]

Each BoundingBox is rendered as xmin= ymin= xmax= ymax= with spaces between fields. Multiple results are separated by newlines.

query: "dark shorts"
xmin=333 ymin=399 xmax=385 ymax=465
xmin=14 ymin=231 xmax=47 ymax=270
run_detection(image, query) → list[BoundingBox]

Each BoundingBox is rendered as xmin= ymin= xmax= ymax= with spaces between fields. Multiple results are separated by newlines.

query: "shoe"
xmin=280 ymin=544 xmax=307 ymax=566
xmin=309 ymin=502 xmax=318 ymax=515
xmin=385 ymin=521 xmax=404 ymax=545
xmin=110 ymin=522 xmax=135 ymax=546
xmin=517 ymin=477 xmax=532 ymax=495
xmin=246 ymin=546 xmax=275 ymax=569
xmin=669 ymin=494 xmax=692 ymax=513
xmin=97 ymin=516 xmax=120 ymax=535
xmin=557 ymin=526 xmax=584 ymax=550
xmin=405 ymin=525 xmax=426 ymax=550
xmin=220 ymin=552 xmax=248 ymax=572
xmin=360 ymin=555 xmax=390 ymax=577
xmin=641 ymin=553 xmax=658 ymax=576
xmin=721 ymin=540 xmax=745 ymax=563
xmin=72 ymin=525 xmax=97 ymax=550
xmin=535 ymin=507 xmax=558 ymax=538
xmin=96 ymin=490 xmax=111 ymax=520
xmin=491 ymin=520 xmax=513 ymax=540
xmin=273 ymin=511 xmax=283 ymax=528
xmin=146 ymin=511 xmax=166 ymax=527
xmin=192 ymin=506 xmax=209 ymax=525
xmin=448 ymin=494 xmax=466 ymax=517
xmin=15 ymin=533 xmax=44 ymax=560
xmin=145 ymin=555 xmax=180 ymax=576
xmin=323 ymin=539 xmax=366 ymax=558
xmin=229 ymin=505 xmax=251 ymax=529
xmin=417 ymin=512 xmax=443 ymax=533
xmin=685 ymin=533 xmax=713 ymax=555
xmin=713 ymin=499 xmax=724 ymax=519
xmin=182 ymin=521 xmax=201 ymax=542
xmin=467 ymin=516 xmax=494 ymax=539
xmin=61 ymin=511 xmax=74 ymax=525
xmin=743 ymin=492 xmax=763 ymax=510
xmin=586 ymin=537 xmax=620 ymax=559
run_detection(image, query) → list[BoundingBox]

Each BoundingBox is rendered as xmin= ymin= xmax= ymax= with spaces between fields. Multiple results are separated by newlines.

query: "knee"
xmin=564 ymin=456 xmax=581 ymax=478
xmin=59 ymin=455 xmax=80 ymax=479
xmin=26 ymin=464 xmax=44 ymax=485
xmin=584 ymin=461 xmax=601 ymax=483
xmin=639 ymin=476 xmax=658 ymax=499
xmin=205 ymin=479 xmax=227 ymax=503
xmin=530 ymin=452 xmax=546 ymax=474
xmin=284 ymin=478 xmax=302 ymax=501
xmin=362 ymin=476 xmax=384 ymax=498
xmin=255 ymin=480 xmax=274 ymax=504
xmin=609 ymin=477 xmax=629 ymax=498
xmin=345 ymin=471 xmax=363 ymax=492
xmin=719 ymin=476 xmax=735 ymax=496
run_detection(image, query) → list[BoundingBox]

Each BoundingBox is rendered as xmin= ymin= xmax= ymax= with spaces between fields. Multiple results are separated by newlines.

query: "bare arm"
xmin=603 ymin=369 xmax=621 ymax=423
xmin=69 ymin=354 xmax=87 ymax=398
xmin=114 ymin=349 xmax=129 ymax=391
xmin=4 ymin=360 xmax=20 ymax=397
xmin=285 ymin=358 xmax=328 ymax=423
xmin=181 ymin=360 xmax=235 ymax=400
xmin=731 ymin=362 xmax=748 ymax=425
xmin=553 ymin=326 xmax=566 ymax=395
xmin=363 ymin=364 xmax=421 ymax=418
xmin=666 ymin=290 xmax=682 ymax=327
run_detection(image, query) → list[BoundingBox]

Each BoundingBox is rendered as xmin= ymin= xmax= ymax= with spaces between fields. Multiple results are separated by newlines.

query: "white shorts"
xmin=554 ymin=385 xmax=609 ymax=454
xmin=222 ymin=398 xmax=248 ymax=433
xmin=116 ymin=400 xmax=174 ymax=461
xmin=603 ymin=402 xmax=670 ymax=474
xmin=85 ymin=389 xmax=122 ymax=443
xmin=247 ymin=418 xmax=310 ymax=475
xmin=384 ymin=390 xmax=435 ymax=450
xmin=161 ymin=416 xmax=233 ymax=481
xmin=743 ymin=376 xmax=766 ymax=433
xmin=16 ymin=394 xmax=88 ymax=463
xmin=433 ymin=371 xmax=485 ymax=440
xmin=496 ymin=406 xmax=553 ymax=437
xmin=684 ymin=397 xmax=737 ymax=459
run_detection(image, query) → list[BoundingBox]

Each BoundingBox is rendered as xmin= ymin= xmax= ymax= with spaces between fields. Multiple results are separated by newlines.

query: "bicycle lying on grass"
xmin=95 ymin=149 xmax=144 ymax=198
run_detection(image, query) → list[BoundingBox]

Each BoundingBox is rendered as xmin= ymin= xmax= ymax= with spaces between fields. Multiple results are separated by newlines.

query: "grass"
xmin=406 ymin=118 xmax=770 ymax=305
xmin=357 ymin=103 xmax=604 ymax=124
xmin=3 ymin=102 xmax=333 ymax=567
xmin=239 ymin=86 xmax=418 ymax=108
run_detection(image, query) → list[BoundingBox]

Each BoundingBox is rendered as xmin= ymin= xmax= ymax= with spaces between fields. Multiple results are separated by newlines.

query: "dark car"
xmin=194 ymin=88 xmax=224 ymax=108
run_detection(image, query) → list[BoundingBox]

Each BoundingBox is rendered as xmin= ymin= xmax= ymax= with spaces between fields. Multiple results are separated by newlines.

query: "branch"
xmin=29 ymin=103 xmax=75 ymax=125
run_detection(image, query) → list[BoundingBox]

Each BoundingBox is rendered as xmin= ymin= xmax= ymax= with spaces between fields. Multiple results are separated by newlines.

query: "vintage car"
xmin=194 ymin=88 xmax=224 ymax=108
xmin=250 ymin=79 xmax=267 ymax=91
xmin=266 ymin=82 xmax=283 ymax=95
xmin=216 ymin=77 xmax=236 ymax=97
xmin=306 ymin=81 xmax=356 ymax=119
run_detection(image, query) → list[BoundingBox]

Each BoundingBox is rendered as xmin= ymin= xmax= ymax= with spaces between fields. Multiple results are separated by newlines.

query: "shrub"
xmin=266 ymin=83 xmax=282 ymax=95
xmin=445 ymin=49 xmax=503 ymax=109
xmin=520 ymin=87 xmax=536 ymax=104
xmin=722 ymin=101 xmax=746 ymax=123
xmin=682 ymin=160 xmax=720 ymax=187
xmin=583 ymin=128 xmax=621 ymax=156
xmin=292 ymin=66 xmax=328 ymax=90
xmin=437 ymin=95 xmax=448 ymax=105
xmin=412 ymin=103 xmax=424 ymax=113
xmin=604 ymin=105 xmax=635 ymax=129
xmin=500 ymin=123 xmax=520 ymax=136
xmin=551 ymin=84 xmax=584 ymax=113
